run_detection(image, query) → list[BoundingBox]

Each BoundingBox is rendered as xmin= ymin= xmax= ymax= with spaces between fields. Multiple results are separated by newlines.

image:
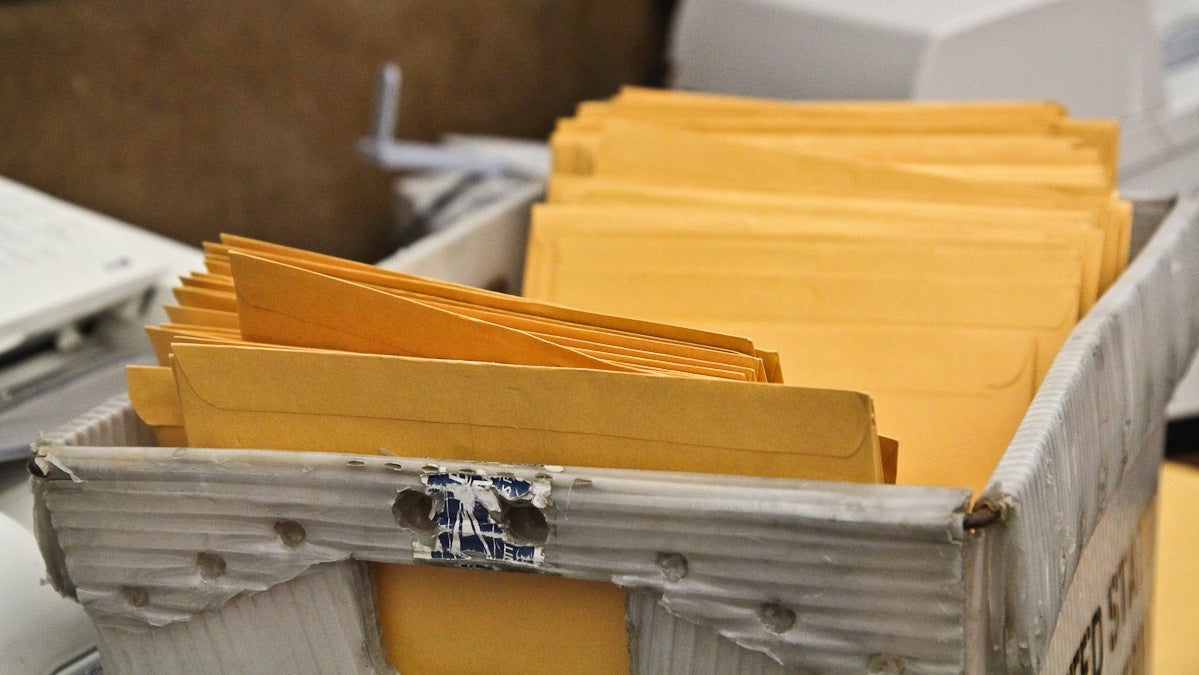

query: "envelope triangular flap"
xmin=220 ymin=233 xmax=759 ymax=357
xmin=230 ymin=252 xmax=635 ymax=373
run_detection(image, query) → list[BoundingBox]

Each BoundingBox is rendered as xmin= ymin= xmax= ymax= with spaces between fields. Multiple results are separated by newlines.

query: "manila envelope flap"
xmin=172 ymin=343 xmax=882 ymax=483
xmin=224 ymin=248 xmax=766 ymax=380
xmin=229 ymin=252 xmax=641 ymax=374
xmin=217 ymin=234 xmax=758 ymax=356
xmin=145 ymin=324 xmax=241 ymax=365
xmin=162 ymin=304 xmax=241 ymax=331
xmin=172 ymin=285 xmax=237 ymax=313
xmin=126 ymin=365 xmax=184 ymax=427
xmin=592 ymin=121 xmax=1097 ymax=206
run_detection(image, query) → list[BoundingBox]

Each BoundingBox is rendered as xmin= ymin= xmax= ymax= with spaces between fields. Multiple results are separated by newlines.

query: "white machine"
xmin=0 ymin=178 xmax=194 ymax=459
xmin=668 ymin=0 xmax=1199 ymax=416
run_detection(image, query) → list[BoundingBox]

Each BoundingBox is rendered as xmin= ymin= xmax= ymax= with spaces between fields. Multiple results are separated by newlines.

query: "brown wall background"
xmin=0 ymin=1 xmax=668 ymax=261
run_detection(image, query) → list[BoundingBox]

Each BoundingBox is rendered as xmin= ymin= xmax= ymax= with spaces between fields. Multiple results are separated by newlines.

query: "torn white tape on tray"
xmin=404 ymin=471 xmax=552 ymax=569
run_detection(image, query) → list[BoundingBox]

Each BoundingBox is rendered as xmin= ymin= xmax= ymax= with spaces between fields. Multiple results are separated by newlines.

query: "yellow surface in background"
xmin=1153 ymin=461 xmax=1199 ymax=673
xmin=373 ymin=564 xmax=629 ymax=675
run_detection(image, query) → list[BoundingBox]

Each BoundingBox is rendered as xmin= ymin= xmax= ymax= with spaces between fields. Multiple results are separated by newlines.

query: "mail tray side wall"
xmin=32 ymin=401 xmax=973 ymax=674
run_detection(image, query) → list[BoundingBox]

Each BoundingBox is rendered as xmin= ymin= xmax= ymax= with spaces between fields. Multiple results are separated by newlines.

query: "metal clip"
xmin=357 ymin=63 xmax=509 ymax=176
xmin=963 ymin=500 xmax=1006 ymax=531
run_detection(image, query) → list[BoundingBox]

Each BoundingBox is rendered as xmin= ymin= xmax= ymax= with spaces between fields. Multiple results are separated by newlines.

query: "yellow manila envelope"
xmin=526 ymin=204 xmax=1082 ymax=333
xmin=525 ymin=202 xmax=1091 ymax=284
xmin=554 ymin=89 xmax=1126 ymax=262
xmin=730 ymin=132 xmax=1101 ymax=166
xmin=171 ymin=343 xmax=883 ymax=483
xmin=132 ymin=326 xmax=306 ymax=440
xmin=229 ymin=252 xmax=649 ymax=375
xmin=589 ymin=120 xmax=1111 ymax=204
xmin=125 ymin=365 xmax=187 ymax=447
xmin=552 ymin=120 xmax=1104 ymax=177
xmin=143 ymin=324 xmax=249 ymax=366
xmin=216 ymin=234 xmax=762 ymax=358
xmin=172 ymin=285 xmax=237 ymax=313
xmin=895 ymin=161 xmax=1108 ymax=188
xmin=1055 ymin=118 xmax=1120 ymax=182
xmin=200 ymin=256 xmax=232 ymax=278
xmin=212 ymin=235 xmax=776 ymax=381
xmin=529 ymin=88 xmax=1128 ymax=505
xmin=582 ymin=121 xmax=1127 ymax=289
xmin=606 ymin=86 xmax=1119 ymax=174
xmin=396 ymin=298 xmax=771 ymax=380
xmin=525 ymin=200 xmax=1091 ymax=291
xmin=578 ymin=118 xmax=1122 ymax=243
xmin=229 ymin=252 xmax=769 ymax=381
xmin=522 ymin=211 xmax=1044 ymax=495
xmin=540 ymin=267 xmax=1075 ymax=387
xmin=578 ymin=130 xmax=1110 ymax=188
xmin=131 ymin=329 xmax=327 ymax=441
xmin=732 ymin=323 xmax=1039 ymax=498
xmin=229 ymin=253 xmax=758 ymax=380
xmin=548 ymin=174 xmax=1116 ymax=287
xmin=171 ymin=342 xmax=885 ymax=675
xmin=549 ymin=177 xmax=1107 ymax=309
xmin=178 ymin=272 xmax=234 ymax=292
xmin=562 ymin=91 xmax=1070 ymax=137
xmin=544 ymin=176 xmax=1108 ymax=310
xmin=554 ymin=88 xmax=1115 ymax=179
xmin=523 ymin=205 xmax=1082 ymax=385
xmin=162 ymin=304 xmax=240 ymax=331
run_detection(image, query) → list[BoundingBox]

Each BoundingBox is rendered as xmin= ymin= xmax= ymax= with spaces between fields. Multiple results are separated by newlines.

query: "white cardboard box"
xmin=29 ymin=196 xmax=1199 ymax=673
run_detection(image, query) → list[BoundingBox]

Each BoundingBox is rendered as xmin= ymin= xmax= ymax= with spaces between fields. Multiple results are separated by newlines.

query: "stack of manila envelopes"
xmin=126 ymin=233 xmax=891 ymax=675
xmin=528 ymin=87 xmax=1130 ymax=502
